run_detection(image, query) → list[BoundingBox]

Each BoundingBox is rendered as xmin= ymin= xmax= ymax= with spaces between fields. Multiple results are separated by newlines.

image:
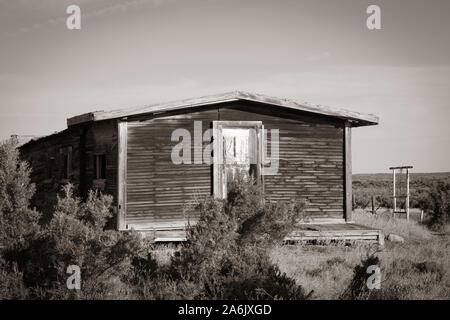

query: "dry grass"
xmin=271 ymin=211 xmax=450 ymax=300
xmin=150 ymin=243 xmax=178 ymax=266
xmin=353 ymin=208 xmax=432 ymax=241
xmin=148 ymin=212 xmax=449 ymax=300
xmin=270 ymin=243 xmax=372 ymax=299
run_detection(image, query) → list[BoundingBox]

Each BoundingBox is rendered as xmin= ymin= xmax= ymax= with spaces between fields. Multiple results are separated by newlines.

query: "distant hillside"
xmin=353 ymin=172 xmax=450 ymax=183
xmin=352 ymin=172 xmax=450 ymax=209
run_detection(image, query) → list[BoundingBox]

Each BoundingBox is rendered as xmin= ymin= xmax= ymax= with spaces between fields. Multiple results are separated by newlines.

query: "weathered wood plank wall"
xmin=125 ymin=108 xmax=217 ymax=229
xmin=219 ymin=102 xmax=345 ymax=220
xmin=124 ymin=101 xmax=345 ymax=229
xmin=19 ymin=128 xmax=81 ymax=222
xmin=20 ymin=100 xmax=346 ymax=230
xmin=19 ymin=121 xmax=119 ymax=226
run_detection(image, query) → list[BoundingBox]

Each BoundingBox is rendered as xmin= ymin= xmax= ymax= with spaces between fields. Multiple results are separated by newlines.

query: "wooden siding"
xmin=19 ymin=128 xmax=82 ymax=222
xmin=83 ymin=121 xmax=118 ymax=200
xmin=20 ymin=100 xmax=347 ymax=230
xmin=123 ymin=101 xmax=345 ymax=229
xmin=19 ymin=121 xmax=119 ymax=227
xmin=125 ymin=108 xmax=217 ymax=229
xmin=219 ymin=102 xmax=345 ymax=220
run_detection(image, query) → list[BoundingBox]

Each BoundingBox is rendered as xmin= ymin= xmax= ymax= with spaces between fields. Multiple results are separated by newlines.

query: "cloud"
xmin=2 ymin=0 xmax=167 ymax=38
xmin=306 ymin=51 xmax=331 ymax=62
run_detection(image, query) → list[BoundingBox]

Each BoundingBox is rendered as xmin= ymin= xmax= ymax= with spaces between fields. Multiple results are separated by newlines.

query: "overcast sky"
xmin=1 ymin=0 xmax=449 ymax=173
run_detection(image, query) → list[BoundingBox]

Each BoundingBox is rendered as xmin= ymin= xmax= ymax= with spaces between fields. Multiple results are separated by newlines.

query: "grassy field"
xmin=353 ymin=172 xmax=450 ymax=183
xmin=270 ymin=209 xmax=450 ymax=300
xmin=137 ymin=172 xmax=450 ymax=300
xmin=352 ymin=172 xmax=450 ymax=211
xmin=150 ymin=209 xmax=449 ymax=299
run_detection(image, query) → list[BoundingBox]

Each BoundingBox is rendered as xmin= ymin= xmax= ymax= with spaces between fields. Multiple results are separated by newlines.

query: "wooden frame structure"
xmin=117 ymin=120 xmax=128 ymax=230
xmin=19 ymin=91 xmax=381 ymax=243
xmin=389 ymin=165 xmax=413 ymax=221
xmin=344 ymin=122 xmax=352 ymax=222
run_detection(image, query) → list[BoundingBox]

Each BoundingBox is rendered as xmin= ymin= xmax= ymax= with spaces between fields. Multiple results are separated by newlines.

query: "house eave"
xmin=67 ymin=91 xmax=379 ymax=128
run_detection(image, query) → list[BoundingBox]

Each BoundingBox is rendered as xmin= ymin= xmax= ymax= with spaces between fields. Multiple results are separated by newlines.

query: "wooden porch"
xmin=284 ymin=222 xmax=384 ymax=246
xmin=138 ymin=222 xmax=384 ymax=246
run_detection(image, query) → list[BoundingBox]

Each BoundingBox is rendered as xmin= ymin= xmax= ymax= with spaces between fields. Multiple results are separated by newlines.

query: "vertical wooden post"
xmin=371 ymin=196 xmax=376 ymax=215
xmin=390 ymin=165 xmax=413 ymax=220
xmin=420 ymin=210 xmax=424 ymax=223
xmin=344 ymin=123 xmax=352 ymax=222
xmin=392 ymin=169 xmax=396 ymax=215
xmin=406 ymin=168 xmax=410 ymax=222
xmin=117 ymin=120 xmax=128 ymax=230
xmin=212 ymin=121 xmax=220 ymax=198
xmin=258 ymin=124 xmax=265 ymax=192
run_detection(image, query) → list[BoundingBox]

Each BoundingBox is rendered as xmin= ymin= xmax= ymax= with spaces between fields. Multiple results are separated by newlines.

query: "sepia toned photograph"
xmin=0 ymin=0 xmax=449 ymax=308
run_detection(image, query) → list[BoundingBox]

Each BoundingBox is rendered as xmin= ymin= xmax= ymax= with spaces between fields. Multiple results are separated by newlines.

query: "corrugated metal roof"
xmin=67 ymin=91 xmax=379 ymax=127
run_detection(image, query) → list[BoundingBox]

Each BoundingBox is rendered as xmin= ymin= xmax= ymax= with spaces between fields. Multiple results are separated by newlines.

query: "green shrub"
xmin=0 ymin=138 xmax=41 ymax=252
xmin=414 ymin=261 xmax=444 ymax=280
xmin=421 ymin=181 xmax=450 ymax=230
xmin=1 ymin=138 xmax=308 ymax=300
xmin=4 ymin=184 xmax=142 ymax=299
xmin=152 ymin=173 xmax=309 ymax=300
xmin=0 ymin=259 xmax=29 ymax=299
xmin=352 ymin=184 xmax=392 ymax=211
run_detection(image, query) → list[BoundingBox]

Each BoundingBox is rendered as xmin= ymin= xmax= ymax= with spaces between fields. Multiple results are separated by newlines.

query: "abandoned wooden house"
xmin=19 ymin=91 xmax=383 ymax=244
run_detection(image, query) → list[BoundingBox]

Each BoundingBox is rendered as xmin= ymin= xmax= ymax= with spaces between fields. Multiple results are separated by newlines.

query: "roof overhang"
xmin=67 ymin=91 xmax=379 ymax=127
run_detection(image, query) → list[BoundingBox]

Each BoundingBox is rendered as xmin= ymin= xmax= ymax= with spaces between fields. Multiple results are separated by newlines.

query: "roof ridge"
xmin=67 ymin=91 xmax=379 ymax=127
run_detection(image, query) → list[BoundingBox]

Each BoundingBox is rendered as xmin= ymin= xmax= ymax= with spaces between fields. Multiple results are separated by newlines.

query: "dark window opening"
xmin=94 ymin=154 xmax=106 ymax=179
xmin=47 ymin=157 xmax=55 ymax=179
xmin=63 ymin=154 xmax=69 ymax=179
xmin=61 ymin=146 xmax=72 ymax=179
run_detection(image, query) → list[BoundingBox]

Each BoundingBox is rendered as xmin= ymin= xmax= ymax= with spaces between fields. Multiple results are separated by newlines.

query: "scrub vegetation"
xmin=1 ymin=137 xmax=449 ymax=300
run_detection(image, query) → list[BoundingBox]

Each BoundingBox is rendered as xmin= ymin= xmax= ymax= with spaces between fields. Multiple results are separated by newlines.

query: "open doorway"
xmin=213 ymin=121 xmax=263 ymax=198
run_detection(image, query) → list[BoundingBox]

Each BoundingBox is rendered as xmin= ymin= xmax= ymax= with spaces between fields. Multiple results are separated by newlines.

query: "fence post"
xmin=371 ymin=196 xmax=376 ymax=215
xmin=406 ymin=168 xmax=410 ymax=222
xmin=420 ymin=210 xmax=424 ymax=223
xmin=392 ymin=169 xmax=397 ymax=213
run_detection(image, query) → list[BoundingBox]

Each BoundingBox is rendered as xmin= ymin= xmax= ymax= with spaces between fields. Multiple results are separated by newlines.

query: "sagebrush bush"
xmin=1 ymin=179 xmax=143 ymax=299
xmin=132 ymin=173 xmax=308 ymax=300
xmin=0 ymin=259 xmax=29 ymax=299
xmin=421 ymin=181 xmax=450 ymax=230
xmin=0 ymin=137 xmax=41 ymax=252
xmin=353 ymin=186 xmax=392 ymax=211
xmin=9 ymin=184 xmax=143 ymax=299
xmin=0 ymin=138 xmax=41 ymax=299
xmin=2 ymin=138 xmax=307 ymax=300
